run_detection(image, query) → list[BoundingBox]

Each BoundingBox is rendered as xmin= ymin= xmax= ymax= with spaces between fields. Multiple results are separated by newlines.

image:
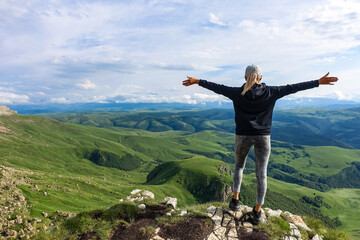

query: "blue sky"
xmin=1 ymin=0 xmax=360 ymax=105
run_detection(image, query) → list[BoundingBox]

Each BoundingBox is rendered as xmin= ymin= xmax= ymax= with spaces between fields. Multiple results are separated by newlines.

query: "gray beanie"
xmin=245 ymin=64 xmax=262 ymax=77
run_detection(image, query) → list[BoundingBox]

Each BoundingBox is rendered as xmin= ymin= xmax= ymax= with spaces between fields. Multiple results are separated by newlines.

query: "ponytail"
xmin=241 ymin=72 xmax=261 ymax=95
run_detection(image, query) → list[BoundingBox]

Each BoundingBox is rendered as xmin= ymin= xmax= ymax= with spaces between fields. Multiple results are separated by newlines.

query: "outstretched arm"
xmin=272 ymin=72 xmax=338 ymax=99
xmin=183 ymin=76 xmax=237 ymax=100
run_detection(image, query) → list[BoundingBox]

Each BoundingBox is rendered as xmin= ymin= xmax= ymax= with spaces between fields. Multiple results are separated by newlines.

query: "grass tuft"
xmin=255 ymin=216 xmax=291 ymax=239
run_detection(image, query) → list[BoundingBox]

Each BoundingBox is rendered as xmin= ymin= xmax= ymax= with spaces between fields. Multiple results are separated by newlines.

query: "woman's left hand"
xmin=183 ymin=76 xmax=199 ymax=86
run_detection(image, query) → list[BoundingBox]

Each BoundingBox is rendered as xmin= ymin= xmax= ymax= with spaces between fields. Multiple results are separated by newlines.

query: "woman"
xmin=182 ymin=65 xmax=338 ymax=224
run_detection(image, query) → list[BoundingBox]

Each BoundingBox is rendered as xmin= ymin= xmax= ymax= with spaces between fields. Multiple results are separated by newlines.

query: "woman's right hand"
xmin=318 ymin=72 xmax=338 ymax=85
xmin=183 ymin=76 xmax=199 ymax=86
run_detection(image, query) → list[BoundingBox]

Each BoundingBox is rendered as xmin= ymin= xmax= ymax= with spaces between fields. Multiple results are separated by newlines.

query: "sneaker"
xmin=251 ymin=207 xmax=262 ymax=225
xmin=229 ymin=198 xmax=240 ymax=211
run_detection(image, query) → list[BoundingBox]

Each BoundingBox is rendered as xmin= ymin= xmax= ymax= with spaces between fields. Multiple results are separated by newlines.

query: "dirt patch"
xmin=237 ymin=228 xmax=270 ymax=240
xmin=111 ymin=218 xmax=157 ymax=240
xmin=110 ymin=204 xmax=213 ymax=240
xmin=136 ymin=204 xmax=168 ymax=219
xmin=159 ymin=217 xmax=214 ymax=240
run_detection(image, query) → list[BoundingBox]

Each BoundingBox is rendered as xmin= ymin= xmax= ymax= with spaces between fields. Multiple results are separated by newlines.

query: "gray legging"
xmin=233 ymin=135 xmax=271 ymax=205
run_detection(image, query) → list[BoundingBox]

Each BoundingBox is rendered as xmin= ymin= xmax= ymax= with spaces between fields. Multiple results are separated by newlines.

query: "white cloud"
xmin=209 ymin=13 xmax=226 ymax=26
xmin=1 ymin=0 xmax=360 ymax=104
xmin=333 ymin=90 xmax=353 ymax=100
xmin=0 ymin=92 xmax=29 ymax=104
xmin=49 ymin=97 xmax=70 ymax=104
xmin=76 ymin=79 xmax=96 ymax=90
xmin=29 ymin=91 xmax=47 ymax=96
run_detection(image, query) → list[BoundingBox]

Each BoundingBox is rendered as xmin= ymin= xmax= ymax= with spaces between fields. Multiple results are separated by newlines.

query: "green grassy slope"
xmin=1 ymin=111 xmax=360 ymax=238
xmin=263 ymin=176 xmax=360 ymax=239
xmin=0 ymin=115 xmax=233 ymax=217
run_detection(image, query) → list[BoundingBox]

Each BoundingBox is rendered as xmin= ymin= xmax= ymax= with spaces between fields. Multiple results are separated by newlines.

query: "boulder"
xmin=138 ymin=204 xmax=146 ymax=210
xmin=142 ymin=190 xmax=155 ymax=199
xmin=265 ymin=208 xmax=282 ymax=217
xmin=206 ymin=206 xmax=217 ymax=217
xmin=163 ymin=197 xmax=177 ymax=209
xmin=179 ymin=209 xmax=187 ymax=216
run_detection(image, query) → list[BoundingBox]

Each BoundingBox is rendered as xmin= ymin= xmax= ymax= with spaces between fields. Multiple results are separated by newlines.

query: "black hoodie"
xmin=199 ymin=79 xmax=319 ymax=135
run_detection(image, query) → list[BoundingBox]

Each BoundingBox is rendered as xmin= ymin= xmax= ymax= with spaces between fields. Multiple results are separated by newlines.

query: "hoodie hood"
xmin=243 ymin=83 xmax=268 ymax=100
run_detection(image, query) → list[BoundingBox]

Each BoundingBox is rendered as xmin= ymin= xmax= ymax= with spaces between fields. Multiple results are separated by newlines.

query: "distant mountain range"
xmin=8 ymin=97 xmax=360 ymax=114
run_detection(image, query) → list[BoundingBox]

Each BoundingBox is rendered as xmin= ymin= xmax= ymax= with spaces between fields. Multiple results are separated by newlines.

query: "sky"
xmin=1 ymin=0 xmax=360 ymax=105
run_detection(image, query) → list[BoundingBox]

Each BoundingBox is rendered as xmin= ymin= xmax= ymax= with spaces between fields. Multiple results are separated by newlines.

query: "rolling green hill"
xmin=0 ymin=114 xmax=234 ymax=217
xmin=44 ymin=107 xmax=360 ymax=149
xmin=1 ymin=108 xmax=360 ymax=238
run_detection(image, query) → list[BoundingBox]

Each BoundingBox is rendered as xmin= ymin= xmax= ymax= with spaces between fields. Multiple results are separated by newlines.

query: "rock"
xmin=289 ymin=223 xmax=301 ymax=238
xmin=142 ymin=190 xmax=155 ymax=199
xmin=101 ymin=177 xmax=106 ymax=181
xmin=166 ymin=212 xmax=171 ymax=216
xmin=234 ymin=211 xmax=243 ymax=220
xmin=239 ymin=205 xmax=252 ymax=213
xmin=42 ymin=191 xmax=47 ymax=196
xmin=284 ymin=236 xmax=297 ymax=240
xmin=154 ymin=227 xmax=160 ymax=234
xmin=127 ymin=189 xmax=155 ymax=202
xmin=259 ymin=209 xmax=267 ymax=223
xmin=42 ymin=223 xmax=47 ymax=230
xmin=138 ymin=204 xmax=146 ymax=210
xmin=179 ymin=209 xmax=187 ymax=216
xmin=163 ymin=197 xmax=177 ymax=209
xmin=41 ymin=212 xmax=48 ymax=217
xmin=127 ymin=196 xmax=144 ymax=202
xmin=265 ymin=208 xmax=282 ymax=217
xmin=227 ymin=227 xmax=237 ymax=238
xmin=242 ymin=221 xmax=253 ymax=228
xmin=130 ymin=189 xmax=142 ymax=195
xmin=312 ymin=234 xmax=323 ymax=240
xmin=207 ymin=232 xmax=220 ymax=240
xmin=289 ymin=214 xmax=311 ymax=231
xmin=17 ymin=194 xmax=26 ymax=201
xmin=15 ymin=215 xmax=23 ymax=224
xmin=206 ymin=206 xmax=217 ymax=217
xmin=211 ymin=208 xmax=223 ymax=226
xmin=228 ymin=219 xmax=236 ymax=228
xmin=0 ymin=106 xmax=18 ymax=115
xmin=6 ymin=229 xmax=17 ymax=237
xmin=151 ymin=236 xmax=165 ymax=240
xmin=222 ymin=213 xmax=232 ymax=227
xmin=119 ymin=199 xmax=124 ymax=202
xmin=214 ymin=226 xmax=226 ymax=237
